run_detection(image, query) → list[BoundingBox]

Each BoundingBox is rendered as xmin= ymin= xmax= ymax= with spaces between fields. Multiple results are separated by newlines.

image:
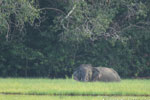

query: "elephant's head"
xmin=73 ymin=64 xmax=93 ymax=82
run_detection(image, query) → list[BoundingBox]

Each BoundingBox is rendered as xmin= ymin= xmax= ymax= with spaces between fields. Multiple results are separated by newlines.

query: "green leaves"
xmin=58 ymin=0 xmax=116 ymax=42
xmin=0 ymin=0 xmax=150 ymax=78
xmin=0 ymin=0 xmax=40 ymax=39
xmin=56 ymin=0 xmax=150 ymax=42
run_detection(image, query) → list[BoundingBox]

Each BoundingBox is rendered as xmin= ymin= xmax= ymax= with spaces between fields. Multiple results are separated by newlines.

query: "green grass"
xmin=0 ymin=95 xmax=150 ymax=100
xmin=0 ymin=78 xmax=150 ymax=96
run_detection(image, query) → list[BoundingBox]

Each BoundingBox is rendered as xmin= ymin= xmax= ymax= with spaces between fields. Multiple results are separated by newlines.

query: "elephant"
xmin=73 ymin=64 xmax=121 ymax=82
xmin=73 ymin=64 xmax=93 ymax=82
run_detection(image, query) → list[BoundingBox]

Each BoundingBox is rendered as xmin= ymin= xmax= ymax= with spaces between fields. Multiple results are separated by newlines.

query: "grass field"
xmin=0 ymin=78 xmax=150 ymax=96
xmin=0 ymin=95 xmax=150 ymax=100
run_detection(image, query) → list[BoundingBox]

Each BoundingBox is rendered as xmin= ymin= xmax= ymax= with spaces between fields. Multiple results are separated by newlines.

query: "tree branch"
xmin=40 ymin=7 xmax=65 ymax=15
xmin=65 ymin=4 xmax=77 ymax=19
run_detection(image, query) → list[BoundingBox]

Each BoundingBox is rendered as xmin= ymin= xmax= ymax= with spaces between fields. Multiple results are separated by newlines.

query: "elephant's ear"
xmin=73 ymin=70 xmax=81 ymax=81
xmin=91 ymin=67 xmax=100 ymax=81
xmin=92 ymin=67 xmax=100 ymax=74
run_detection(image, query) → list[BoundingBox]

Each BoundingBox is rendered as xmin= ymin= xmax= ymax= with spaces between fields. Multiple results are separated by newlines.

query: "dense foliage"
xmin=0 ymin=0 xmax=150 ymax=78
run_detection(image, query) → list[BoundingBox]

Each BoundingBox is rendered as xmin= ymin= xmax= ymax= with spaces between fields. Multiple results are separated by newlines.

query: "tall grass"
xmin=0 ymin=78 xmax=150 ymax=96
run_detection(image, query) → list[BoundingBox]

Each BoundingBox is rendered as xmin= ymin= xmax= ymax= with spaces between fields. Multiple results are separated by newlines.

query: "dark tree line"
xmin=0 ymin=0 xmax=150 ymax=78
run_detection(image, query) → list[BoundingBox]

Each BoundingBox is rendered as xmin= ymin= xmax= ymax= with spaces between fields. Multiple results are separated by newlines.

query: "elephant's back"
xmin=95 ymin=67 xmax=121 ymax=82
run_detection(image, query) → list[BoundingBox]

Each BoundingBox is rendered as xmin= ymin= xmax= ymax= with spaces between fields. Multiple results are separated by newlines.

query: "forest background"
xmin=0 ymin=0 xmax=150 ymax=78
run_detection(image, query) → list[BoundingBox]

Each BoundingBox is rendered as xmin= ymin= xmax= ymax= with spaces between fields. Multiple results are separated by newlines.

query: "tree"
xmin=0 ymin=0 xmax=150 ymax=78
xmin=0 ymin=0 xmax=40 ymax=41
xmin=58 ymin=0 xmax=150 ymax=42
